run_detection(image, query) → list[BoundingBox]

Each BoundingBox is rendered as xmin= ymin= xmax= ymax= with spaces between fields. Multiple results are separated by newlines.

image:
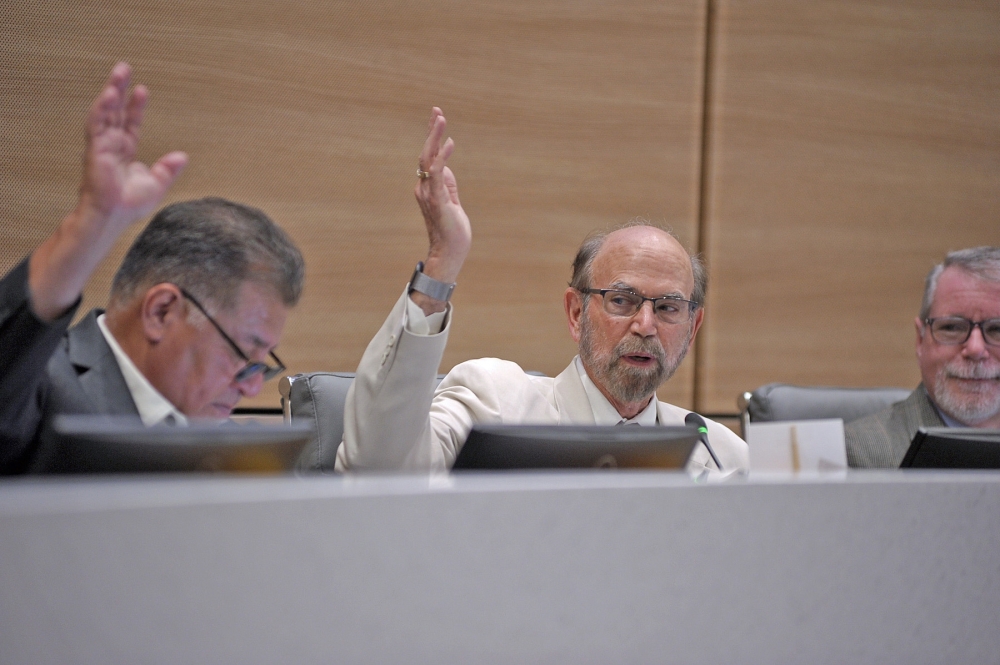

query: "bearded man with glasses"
xmin=846 ymin=247 xmax=1000 ymax=468
xmin=334 ymin=108 xmax=748 ymax=477
xmin=0 ymin=64 xmax=303 ymax=474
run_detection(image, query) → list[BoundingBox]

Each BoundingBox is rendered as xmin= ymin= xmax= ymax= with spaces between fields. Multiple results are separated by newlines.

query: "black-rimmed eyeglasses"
xmin=177 ymin=286 xmax=286 ymax=382
xmin=579 ymin=288 xmax=700 ymax=325
xmin=924 ymin=316 xmax=1000 ymax=347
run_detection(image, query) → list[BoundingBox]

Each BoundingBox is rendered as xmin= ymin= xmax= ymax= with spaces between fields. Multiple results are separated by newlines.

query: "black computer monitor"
xmin=52 ymin=415 xmax=313 ymax=473
xmin=452 ymin=425 xmax=700 ymax=471
xmin=900 ymin=427 xmax=1000 ymax=469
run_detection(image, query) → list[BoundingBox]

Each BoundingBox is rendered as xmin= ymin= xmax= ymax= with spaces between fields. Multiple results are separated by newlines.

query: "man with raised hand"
xmin=0 ymin=63 xmax=304 ymax=473
xmin=335 ymin=108 xmax=747 ymax=476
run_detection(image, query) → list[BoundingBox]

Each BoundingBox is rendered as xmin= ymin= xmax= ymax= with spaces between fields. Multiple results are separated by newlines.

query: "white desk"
xmin=1 ymin=471 xmax=998 ymax=664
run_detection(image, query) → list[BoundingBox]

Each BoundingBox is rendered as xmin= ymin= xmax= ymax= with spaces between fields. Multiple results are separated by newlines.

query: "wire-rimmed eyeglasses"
xmin=177 ymin=286 xmax=286 ymax=382
xmin=579 ymin=288 xmax=700 ymax=325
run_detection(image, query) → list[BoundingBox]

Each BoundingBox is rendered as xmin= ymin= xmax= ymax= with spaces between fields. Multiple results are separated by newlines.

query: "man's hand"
xmin=77 ymin=62 xmax=188 ymax=230
xmin=28 ymin=62 xmax=188 ymax=321
xmin=411 ymin=108 xmax=471 ymax=315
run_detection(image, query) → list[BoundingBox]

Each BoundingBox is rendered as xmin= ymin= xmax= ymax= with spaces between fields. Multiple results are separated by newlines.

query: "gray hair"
xmin=569 ymin=219 xmax=707 ymax=307
xmin=110 ymin=197 xmax=305 ymax=310
xmin=920 ymin=246 xmax=1000 ymax=320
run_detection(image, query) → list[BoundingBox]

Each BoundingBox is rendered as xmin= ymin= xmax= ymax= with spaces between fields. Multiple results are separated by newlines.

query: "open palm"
xmin=79 ymin=62 xmax=187 ymax=231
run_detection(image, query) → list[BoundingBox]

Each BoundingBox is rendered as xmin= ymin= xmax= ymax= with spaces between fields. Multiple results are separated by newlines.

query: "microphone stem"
xmin=699 ymin=427 xmax=723 ymax=471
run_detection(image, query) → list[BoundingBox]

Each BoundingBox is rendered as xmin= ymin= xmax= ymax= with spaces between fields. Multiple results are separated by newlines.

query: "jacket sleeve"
xmin=0 ymin=258 xmax=79 ymax=472
xmin=337 ymin=290 xmax=453 ymax=472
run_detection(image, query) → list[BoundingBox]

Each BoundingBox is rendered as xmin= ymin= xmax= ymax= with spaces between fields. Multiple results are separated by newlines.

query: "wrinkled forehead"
xmin=591 ymin=227 xmax=694 ymax=294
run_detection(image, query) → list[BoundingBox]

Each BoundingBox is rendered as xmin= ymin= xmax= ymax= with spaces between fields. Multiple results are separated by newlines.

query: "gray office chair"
xmin=279 ymin=372 xmax=447 ymax=472
xmin=737 ymin=383 xmax=911 ymax=440
xmin=281 ymin=369 xmax=548 ymax=472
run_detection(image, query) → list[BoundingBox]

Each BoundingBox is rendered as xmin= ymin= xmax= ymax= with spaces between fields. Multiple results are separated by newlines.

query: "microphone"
xmin=685 ymin=412 xmax=724 ymax=472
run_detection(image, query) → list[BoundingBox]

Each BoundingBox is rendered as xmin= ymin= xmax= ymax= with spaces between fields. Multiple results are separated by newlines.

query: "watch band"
xmin=408 ymin=261 xmax=456 ymax=302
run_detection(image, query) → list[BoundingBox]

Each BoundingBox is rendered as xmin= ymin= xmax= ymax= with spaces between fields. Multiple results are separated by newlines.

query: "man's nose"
xmin=961 ymin=325 xmax=991 ymax=359
xmin=630 ymin=300 xmax=658 ymax=336
xmin=961 ymin=325 xmax=990 ymax=357
xmin=236 ymin=370 xmax=265 ymax=398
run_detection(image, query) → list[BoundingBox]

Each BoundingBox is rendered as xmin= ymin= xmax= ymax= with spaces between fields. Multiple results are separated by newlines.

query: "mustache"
xmin=611 ymin=335 xmax=667 ymax=367
xmin=945 ymin=360 xmax=1000 ymax=380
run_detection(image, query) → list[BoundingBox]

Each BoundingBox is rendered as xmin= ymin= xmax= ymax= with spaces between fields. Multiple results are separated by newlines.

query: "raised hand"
xmin=77 ymin=62 xmax=188 ymax=231
xmin=27 ymin=63 xmax=187 ymax=321
xmin=414 ymin=108 xmax=471 ymax=290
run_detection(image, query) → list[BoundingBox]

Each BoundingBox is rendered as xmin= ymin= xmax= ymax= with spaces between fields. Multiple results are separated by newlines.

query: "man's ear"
xmin=565 ymin=288 xmax=584 ymax=343
xmin=688 ymin=306 xmax=705 ymax=347
xmin=140 ymin=283 xmax=185 ymax=343
xmin=914 ymin=316 xmax=925 ymax=361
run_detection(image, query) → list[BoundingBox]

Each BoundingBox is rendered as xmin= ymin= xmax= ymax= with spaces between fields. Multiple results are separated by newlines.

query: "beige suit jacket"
xmin=337 ymin=291 xmax=749 ymax=475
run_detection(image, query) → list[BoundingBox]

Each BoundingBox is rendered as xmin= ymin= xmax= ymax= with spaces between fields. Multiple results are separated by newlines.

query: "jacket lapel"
xmin=552 ymin=359 xmax=596 ymax=424
xmin=66 ymin=310 xmax=140 ymax=416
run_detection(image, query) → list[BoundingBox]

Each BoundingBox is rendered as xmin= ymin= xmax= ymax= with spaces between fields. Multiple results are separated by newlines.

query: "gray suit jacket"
xmin=844 ymin=384 xmax=943 ymax=468
xmin=0 ymin=259 xmax=139 ymax=474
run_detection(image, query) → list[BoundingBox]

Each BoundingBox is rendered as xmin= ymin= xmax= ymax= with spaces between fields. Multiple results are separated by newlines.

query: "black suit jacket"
xmin=0 ymin=258 xmax=139 ymax=474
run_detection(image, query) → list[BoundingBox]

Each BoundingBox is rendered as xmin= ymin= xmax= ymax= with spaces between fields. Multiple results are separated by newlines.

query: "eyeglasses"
xmin=579 ymin=288 xmax=700 ymax=325
xmin=177 ymin=286 xmax=286 ymax=382
xmin=924 ymin=316 xmax=1000 ymax=347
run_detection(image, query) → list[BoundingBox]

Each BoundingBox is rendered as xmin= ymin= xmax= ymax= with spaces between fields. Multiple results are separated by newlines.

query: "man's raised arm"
xmin=27 ymin=62 xmax=187 ymax=321
xmin=410 ymin=107 xmax=472 ymax=314
xmin=336 ymin=108 xmax=473 ymax=471
xmin=0 ymin=63 xmax=186 ymax=469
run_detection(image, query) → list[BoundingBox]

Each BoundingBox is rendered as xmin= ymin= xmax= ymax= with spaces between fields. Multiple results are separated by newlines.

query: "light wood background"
xmin=698 ymin=0 xmax=1000 ymax=412
xmin=3 ymin=0 xmax=999 ymax=415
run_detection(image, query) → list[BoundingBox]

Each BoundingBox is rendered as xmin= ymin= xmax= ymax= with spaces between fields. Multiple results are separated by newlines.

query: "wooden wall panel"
xmin=2 ymin=0 xmax=709 ymax=409
xmin=699 ymin=0 xmax=1000 ymax=413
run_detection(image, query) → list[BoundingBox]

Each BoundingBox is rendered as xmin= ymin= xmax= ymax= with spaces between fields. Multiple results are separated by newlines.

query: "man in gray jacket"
xmin=0 ymin=63 xmax=303 ymax=473
xmin=846 ymin=247 xmax=1000 ymax=467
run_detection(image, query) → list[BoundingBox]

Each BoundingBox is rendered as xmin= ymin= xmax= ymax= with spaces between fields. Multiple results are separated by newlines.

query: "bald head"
xmin=569 ymin=222 xmax=705 ymax=305
xmin=564 ymin=222 xmax=706 ymax=417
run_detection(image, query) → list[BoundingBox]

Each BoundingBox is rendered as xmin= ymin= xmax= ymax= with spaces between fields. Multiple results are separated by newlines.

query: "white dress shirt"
xmin=96 ymin=314 xmax=187 ymax=426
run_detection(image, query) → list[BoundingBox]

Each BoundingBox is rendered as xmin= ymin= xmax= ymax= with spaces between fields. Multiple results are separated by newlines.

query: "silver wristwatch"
xmin=408 ymin=261 xmax=455 ymax=302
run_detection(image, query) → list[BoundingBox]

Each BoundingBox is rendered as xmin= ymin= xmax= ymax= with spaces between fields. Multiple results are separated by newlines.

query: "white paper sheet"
xmin=748 ymin=418 xmax=848 ymax=473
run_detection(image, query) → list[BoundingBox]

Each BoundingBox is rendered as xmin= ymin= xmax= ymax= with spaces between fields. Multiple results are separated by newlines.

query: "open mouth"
xmin=620 ymin=353 xmax=656 ymax=367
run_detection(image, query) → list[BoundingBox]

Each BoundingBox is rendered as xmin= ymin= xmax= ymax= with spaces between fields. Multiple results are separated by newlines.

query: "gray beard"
xmin=931 ymin=358 xmax=1000 ymax=425
xmin=579 ymin=315 xmax=691 ymax=405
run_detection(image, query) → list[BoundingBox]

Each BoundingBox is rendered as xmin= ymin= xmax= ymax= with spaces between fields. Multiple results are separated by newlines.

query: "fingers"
xmin=415 ymin=108 xmax=460 ymax=206
xmin=86 ymin=62 xmax=134 ymax=137
xmin=124 ymin=84 xmax=149 ymax=139
xmin=436 ymin=137 xmax=455 ymax=171
xmin=426 ymin=106 xmax=443 ymax=133
xmin=148 ymin=151 xmax=189 ymax=189
xmin=418 ymin=110 xmax=447 ymax=174
xmin=86 ymin=82 xmax=122 ymax=138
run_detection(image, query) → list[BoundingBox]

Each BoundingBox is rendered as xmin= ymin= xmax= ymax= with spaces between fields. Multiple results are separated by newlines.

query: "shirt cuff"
xmin=404 ymin=295 xmax=447 ymax=336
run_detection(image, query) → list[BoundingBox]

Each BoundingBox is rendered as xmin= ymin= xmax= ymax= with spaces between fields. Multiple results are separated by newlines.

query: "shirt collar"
xmin=573 ymin=355 xmax=658 ymax=426
xmin=934 ymin=403 xmax=965 ymax=428
xmin=96 ymin=314 xmax=188 ymax=427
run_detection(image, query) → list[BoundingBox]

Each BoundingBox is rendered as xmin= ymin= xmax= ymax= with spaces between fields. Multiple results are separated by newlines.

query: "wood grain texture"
xmin=698 ymin=0 xmax=1000 ymax=413
xmin=1 ymin=0 xmax=708 ymax=409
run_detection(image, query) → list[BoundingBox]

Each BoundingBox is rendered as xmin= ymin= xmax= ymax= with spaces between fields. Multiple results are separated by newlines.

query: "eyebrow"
xmin=608 ymin=282 xmax=687 ymax=299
